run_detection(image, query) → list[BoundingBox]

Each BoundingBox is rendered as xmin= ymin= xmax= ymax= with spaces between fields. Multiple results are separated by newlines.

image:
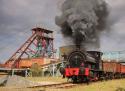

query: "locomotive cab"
xmin=87 ymin=51 xmax=103 ymax=81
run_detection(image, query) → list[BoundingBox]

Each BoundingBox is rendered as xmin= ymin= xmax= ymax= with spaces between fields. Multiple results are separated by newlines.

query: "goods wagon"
xmin=121 ymin=64 xmax=125 ymax=73
xmin=103 ymin=62 xmax=121 ymax=73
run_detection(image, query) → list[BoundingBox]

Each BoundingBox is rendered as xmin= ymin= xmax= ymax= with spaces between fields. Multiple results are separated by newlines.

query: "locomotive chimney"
xmin=76 ymin=44 xmax=81 ymax=50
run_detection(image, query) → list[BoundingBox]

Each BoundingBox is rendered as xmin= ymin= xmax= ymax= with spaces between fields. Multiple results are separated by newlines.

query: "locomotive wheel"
xmin=79 ymin=76 xmax=83 ymax=83
xmin=72 ymin=76 xmax=78 ymax=83
xmin=85 ymin=76 xmax=90 ymax=85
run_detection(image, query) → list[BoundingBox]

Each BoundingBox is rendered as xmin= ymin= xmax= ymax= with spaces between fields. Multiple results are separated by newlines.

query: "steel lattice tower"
xmin=5 ymin=27 xmax=55 ymax=68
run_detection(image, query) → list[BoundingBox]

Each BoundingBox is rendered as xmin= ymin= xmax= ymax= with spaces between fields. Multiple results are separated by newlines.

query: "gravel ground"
xmin=0 ymin=76 xmax=8 ymax=86
xmin=0 ymin=75 xmax=40 ymax=88
xmin=0 ymin=75 xmax=62 ymax=88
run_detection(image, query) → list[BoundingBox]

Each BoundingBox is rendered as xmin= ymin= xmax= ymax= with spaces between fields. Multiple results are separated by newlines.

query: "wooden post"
xmin=25 ymin=69 xmax=28 ymax=77
xmin=12 ymin=69 xmax=14 ymax=76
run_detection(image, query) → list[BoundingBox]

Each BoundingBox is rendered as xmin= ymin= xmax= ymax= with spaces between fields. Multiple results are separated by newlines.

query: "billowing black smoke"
xmin=55 ymin=0 xmax=108 ymax=48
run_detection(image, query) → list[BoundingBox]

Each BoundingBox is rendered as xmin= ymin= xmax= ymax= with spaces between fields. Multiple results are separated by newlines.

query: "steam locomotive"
xmin=60 ymin=49 xmax=125 ymax=83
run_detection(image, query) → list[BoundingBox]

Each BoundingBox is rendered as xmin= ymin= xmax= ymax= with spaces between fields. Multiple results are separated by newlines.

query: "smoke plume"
xmin=55 ymin=0 xmax=108 ymax=48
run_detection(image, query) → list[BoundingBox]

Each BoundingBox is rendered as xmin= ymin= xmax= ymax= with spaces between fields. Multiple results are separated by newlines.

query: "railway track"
xmin=28 ymin=82 xmax=78 ymax=89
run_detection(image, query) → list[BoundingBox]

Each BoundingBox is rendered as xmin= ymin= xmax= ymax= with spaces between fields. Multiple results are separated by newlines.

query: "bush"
xmin=30 ymin=63 xmax=42 ymax=77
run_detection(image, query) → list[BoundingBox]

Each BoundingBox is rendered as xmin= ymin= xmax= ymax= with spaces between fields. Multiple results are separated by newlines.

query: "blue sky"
xmin=0 ymin=0 xmax=125 ymax=63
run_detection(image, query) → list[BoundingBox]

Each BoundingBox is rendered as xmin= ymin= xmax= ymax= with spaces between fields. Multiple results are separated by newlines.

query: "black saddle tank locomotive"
xmin=60 ymin=50 xmax=103 ymax=83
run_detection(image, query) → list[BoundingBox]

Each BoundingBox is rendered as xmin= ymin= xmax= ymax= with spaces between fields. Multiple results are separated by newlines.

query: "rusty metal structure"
xmin=5 ymin=27 xmax=55 ymax=68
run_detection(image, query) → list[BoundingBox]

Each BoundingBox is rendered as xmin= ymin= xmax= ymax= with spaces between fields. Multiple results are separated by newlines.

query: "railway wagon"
xmin=120 ymin=64 xmax=125 ymax=77
xmin=103 ymin=62 xmax=121 ymax=79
